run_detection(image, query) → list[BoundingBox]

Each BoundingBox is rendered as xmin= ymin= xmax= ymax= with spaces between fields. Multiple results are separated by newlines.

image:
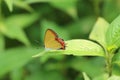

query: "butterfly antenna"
xmin=34 ymin=40 xmax=44 ymax=49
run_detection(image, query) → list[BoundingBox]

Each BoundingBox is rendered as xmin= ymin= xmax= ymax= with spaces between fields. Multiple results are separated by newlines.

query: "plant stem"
xmin=106 ymin=50 xmax=114 ymax=77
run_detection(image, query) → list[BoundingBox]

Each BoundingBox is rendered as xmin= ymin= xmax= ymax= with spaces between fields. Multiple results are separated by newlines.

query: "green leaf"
xmin=0 ymin=33 xmax=5 ymax=52
xmin=4 ymin=0 xmax=13 ymax=12
xmin=39 ymin=53 xmax=65 ymax=63
xmin=0 ymin=47 xmax=40 ymax=76
xmin=108 ymin=75 xmax=120 ymax=80
xmin=103 ymin=0 xmax=120 ymax=22
xmin=25 ymin=0 xmax=49 ymax=3
xmin=25 ymin=70 xmax=65 ymax=80
xmin=83 ymin=72 xmax=90 ymax=80
xmin=10 ymin=68 xmax=23 ymax=80
xmin=34 ymin=39 xmax=105 ymax=57
xmin=5 ymin=14 xmax=39 ymax=29
xmin=69 ymin=57 xmax=105 ymax=78
xmin=112 ymin=51 xmax=120 ymax=75
xmin=106 ymin=15 xmax=120 ymax=50
xmin=14 ymin=1 xmax=34 ymax=12
xmin=93 ymin=74 xmax=108 ymax=80
xmin=63 ymin=39 xmax=105 ymax=56
xmin=89 ymin=17 xmax=109 ymax=48
xmin=112 ymin=51 xmax=120 ymax=65
xmin=50 ymin=0 xmax=77 ymax=19
xmin=0 ymin=22 xmax=7 ymax=34
xmin=112 ymin=64 xmax=120 ymax=76
xmin=1 ymin=14 xmax=39 ymax=46
xmin=2 ymin=26 xmax=30 ymax=46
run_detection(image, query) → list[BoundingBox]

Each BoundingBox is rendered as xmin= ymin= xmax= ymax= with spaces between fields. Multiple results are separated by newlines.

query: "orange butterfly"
xmin=44 ymin=29 xmax=65 ymax=50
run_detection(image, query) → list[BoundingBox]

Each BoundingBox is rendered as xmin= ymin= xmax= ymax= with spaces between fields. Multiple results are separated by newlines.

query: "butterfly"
xmin=44 ymin=29 xmax=65 ymax=50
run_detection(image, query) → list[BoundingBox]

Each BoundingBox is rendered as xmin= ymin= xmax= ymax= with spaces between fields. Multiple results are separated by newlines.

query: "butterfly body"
xmin=44 ymin=29 xmax=65 ymax=50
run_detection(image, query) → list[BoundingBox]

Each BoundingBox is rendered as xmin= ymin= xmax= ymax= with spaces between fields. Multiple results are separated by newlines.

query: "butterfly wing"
xmin=44 ymin=29 xmax=63 ymax=50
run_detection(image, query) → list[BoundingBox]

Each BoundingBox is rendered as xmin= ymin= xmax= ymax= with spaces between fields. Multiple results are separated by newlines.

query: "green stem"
xmin=105 ymin=50 xmax=114 ymax=77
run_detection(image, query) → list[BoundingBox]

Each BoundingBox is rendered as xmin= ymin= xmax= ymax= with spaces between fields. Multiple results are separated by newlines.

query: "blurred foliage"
xmin=0 ymin=0 xmax=120 ymax=80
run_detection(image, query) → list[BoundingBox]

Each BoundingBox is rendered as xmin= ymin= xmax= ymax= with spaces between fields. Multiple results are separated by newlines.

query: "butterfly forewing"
xmin=44 ymin=29 xmax=63 ymax=50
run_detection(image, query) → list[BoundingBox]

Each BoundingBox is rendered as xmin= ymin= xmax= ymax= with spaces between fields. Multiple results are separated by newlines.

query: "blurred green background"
xmin=0 ymin=0 xmax=120 ymax=80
